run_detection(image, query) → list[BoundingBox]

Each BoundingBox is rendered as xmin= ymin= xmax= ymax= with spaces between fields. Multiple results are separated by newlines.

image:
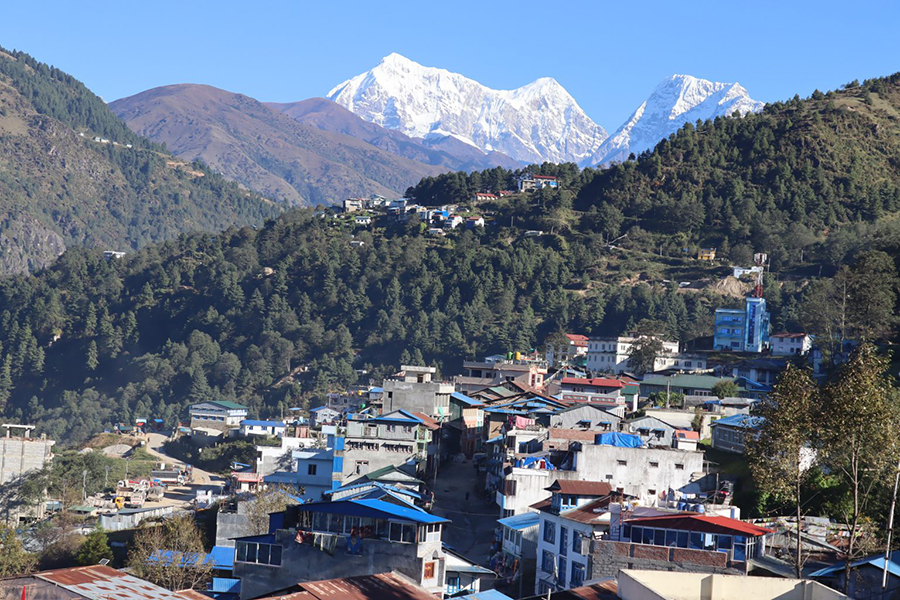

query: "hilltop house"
xmin=518 ymin=174 xmax=559 ymax=192
xmin=770 ymin=332 xmax=813 ymax=356
xmin=189 ymin=401 xmax=249 ymax=432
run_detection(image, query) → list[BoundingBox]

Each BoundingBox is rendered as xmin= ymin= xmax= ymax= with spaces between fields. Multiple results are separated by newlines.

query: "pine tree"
xmin=86 ymin=341 xmax=99 ymax=371
xmin=75 ymin=528 xmax=113 ymax=566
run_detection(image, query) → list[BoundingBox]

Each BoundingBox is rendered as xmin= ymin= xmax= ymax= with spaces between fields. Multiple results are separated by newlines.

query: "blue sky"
xmin=2 ymin=0 xmax=898 ymax=130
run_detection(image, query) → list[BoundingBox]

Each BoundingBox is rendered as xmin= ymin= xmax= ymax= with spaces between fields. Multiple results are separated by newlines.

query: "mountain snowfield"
xmin=589 ymin=75 xmax=765 ymax=165
xmin=327 ymin=53 xmax=608 ymax=165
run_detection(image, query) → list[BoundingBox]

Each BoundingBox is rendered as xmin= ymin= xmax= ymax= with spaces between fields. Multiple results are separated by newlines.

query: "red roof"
xmin=533 ymin=175 xmax=558 ymax=180
xmin=771 ymin=332 xmax=808 ymax=339
xmin=411 ymin=412 xmax=440 ymax=431
xmin=625 ymin=513 xmax=773 ymax=537
xmin=675 ymin=430 xmax=700 ymax=440
xmin=562 ymin=377 xmax=625 ymax=389
xmin=567 ymin=333 xmax=589 ymax=344
xmin=547 ymin=480 xmax=613 ymax=496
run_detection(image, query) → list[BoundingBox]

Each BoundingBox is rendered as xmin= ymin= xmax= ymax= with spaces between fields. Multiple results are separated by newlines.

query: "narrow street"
xmin=430 ymin=458 xmax=500 ymax=563
xmin=141 ymin=432 xmax=226 ymax=507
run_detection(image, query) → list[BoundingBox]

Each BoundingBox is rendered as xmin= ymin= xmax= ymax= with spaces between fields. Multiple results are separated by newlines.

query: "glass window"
xmin=572 ymin=562 xmax=585 ymax=587
xmin=734 ymin=537 xmax=747 ymax=561
xmin=245 ymin=543 xmax=257 ymax=563
xmin=544 ymin=521 xmax=556 ymax=544
xmin=665 ymin=530 xmax=678 ymax=547
xmin=236 ymin=542 xmax=248 ymax=562
xmin=557 ymin=556 xmax=567 ymax=587
xmin=560 ymin=527 xmax=568 ymax=556
xmin=703 ymin=534 xmax=717 ymax=551
xmin=689 ymin=532 xmax=703 ymax=550
xmin=257 ymin=544 xmax=269 ymax=564
xmin=642 ymin=528 xmax=654 ymax=545
xmin=623 ymin=524 xmax=632 ymax=541
xmin=677 ymin=531 xmax=689 ymax=548
xmin=717 ymin=535 xmax=732 ymax=552
xmin=424 ymin=561 xmax=435 ymax=579
xmin=572 ymin=531 xmax=581 ymax=554
xmin=654 ymin=529 xmax=666 ymax=546
xmin=270 ymin=544 xmax=282 ymax=566
xmin=542 ymin=550 xmax=555 ymax=574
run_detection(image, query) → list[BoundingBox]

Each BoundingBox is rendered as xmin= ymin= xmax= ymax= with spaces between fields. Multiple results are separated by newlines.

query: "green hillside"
xmin=0 ymin=46 xmax=280 ymax=274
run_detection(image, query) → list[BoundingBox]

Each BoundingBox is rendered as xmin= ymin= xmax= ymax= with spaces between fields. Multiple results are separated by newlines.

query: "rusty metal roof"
xmin=299 ymin=573 xmax=435 ymax=600
xmin=32 ymin=565 xmax=188 ymax=599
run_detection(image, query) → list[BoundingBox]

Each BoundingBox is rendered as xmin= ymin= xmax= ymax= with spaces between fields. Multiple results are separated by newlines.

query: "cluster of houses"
xmin=340 ymin=195 xmax=484 ymax=234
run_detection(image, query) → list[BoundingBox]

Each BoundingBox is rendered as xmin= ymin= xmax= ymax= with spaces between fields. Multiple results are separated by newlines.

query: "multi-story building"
xmin=454 ymin=358 xmax=548 ymax=394
xmin=518 ymin=174 xmax=559 ymax=192
xmin=342 ymin=410 xmax=435 ymax=481
xmin=585 ymin=337 xmax=705 ymax=375
xmin=714 ymin=297 xmax=770 ymax=353
xmin=710 ymin=414 xmax=765 ymax=454
xmin=545 ymin=334 xmax=589 ymax=367
xmin=380 ymin=366 xmax=454 ymax=421
xmin=770 ymin=332 xmax=813 ymax=356
xmin=0 ymin=424 xmax=55 ymax=522
xmin=189 ymin=400 xmax=248 ymax=432
xmin=232 ymin=493 xmax=449 ymax=599
xmin=533 ymin=481 xmax=615 ymax=594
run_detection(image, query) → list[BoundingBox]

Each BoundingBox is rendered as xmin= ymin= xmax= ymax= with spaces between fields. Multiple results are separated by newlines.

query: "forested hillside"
xmin=407 ymin=73 xmax=900 ymax=272
xmin=0 ymin=46 xmax=280 ymax=274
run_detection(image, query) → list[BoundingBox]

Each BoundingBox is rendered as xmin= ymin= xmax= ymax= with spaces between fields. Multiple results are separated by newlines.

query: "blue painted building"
xmin=714 ymin=297 xmax=770 ymax=353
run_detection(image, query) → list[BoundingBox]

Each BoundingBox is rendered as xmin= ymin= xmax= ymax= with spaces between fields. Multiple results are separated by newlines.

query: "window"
xmin=675 ymin=463 xmax=685 ymax=470
xmin=717 ymin=535 xmax=732 ymax=552
xmin=572 ymin=531 xmax=582 ymax=554
xmin=605 ymin=473 xmax=613 ymax=480
xmin=505 ymin=480 xmax=517 ymax=497
xmin=648 ymin=489 xmax=656 ymax=496
xmin=654 ymin=529 xmax=666 ymax=546
xmin=307 ymin=464 xmax=317 ymax=476
xmin=355 ymin=460 xmax=369 ymax=475
xmin=689 ymin=532 xmax=703 ymax=550
xmin=423 ymin=561 xmax=435 ymax=579
xmin=560 ymin=526 xmax=568 ymax=556
xmin=665 ymin=530 xmax=678 ymax=547
xmin=235 ymin=542 xmax=283 ymax=566
xmin=543 ymin=521 xmax=556 ymax=544
xmin=557 ymin=556 xmax=567 ymax=587
xmin=617 ymin=460 xmax=627 ymax=467
xmin=649 ymin=462 xmax=659 ymax=468
xmin=542 ymin=550 xmax=555 ymax=574
xmin=388 ymin=522 xmax=415 ymax=543
xmin=447 ymin=574 xmax=461 ymax=593
xmin=572 ymin=562 xmax=585 ymax=587
xmin=733 ymin=535 xmax=747 ymax=561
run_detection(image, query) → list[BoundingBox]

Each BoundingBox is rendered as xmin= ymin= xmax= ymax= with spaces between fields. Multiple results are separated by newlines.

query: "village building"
xmin=239 ymin=419 xmax=286 ymax=438
xmin=454 ymin=357 xmax=548 ymax=394
xmin=189 ymin=400 xmax=249 ymax=432
xmin=585 ymin=336 xmax=705 ymax=375
xmin=714 ymin=296 xmax=770 ymax=353
xmin=770 ymin=332 xmax=814 ymax=356
xmin=545 ymin=334 xmax=589 ymax=367
xmin=0 ymin=424 xmax=56 ymax=522
xmin=710 ymin=414 xmax=765 ymax=454
xmin=518 ymin=174 xmax=559 ymax=192
xmin=379 ymin=366 xmax=454 ymax=422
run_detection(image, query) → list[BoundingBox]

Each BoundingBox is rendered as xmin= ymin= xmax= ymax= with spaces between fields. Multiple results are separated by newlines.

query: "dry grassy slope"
xmin=111 ymin=84 xmax=449 ymax=206
xmin=0 ymin=68 xmax=278 ymax=275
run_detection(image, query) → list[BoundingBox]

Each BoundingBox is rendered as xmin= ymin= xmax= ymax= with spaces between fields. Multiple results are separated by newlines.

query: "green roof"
xmin=210 ymin=400 xmax=248 ymax=410
xmin=487 ymin=386 xmax=517 ymax=397
xmin=642 ymin=374 xmax=741 ymax=391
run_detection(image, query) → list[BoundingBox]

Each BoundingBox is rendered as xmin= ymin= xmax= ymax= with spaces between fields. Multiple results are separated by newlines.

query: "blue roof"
xmin=456 ymin=591 xmax=514 ymax=600
xmin=596 ymin=432 xmax=643 ymax=448
xmin=310 ymin=406 xmax=335 ymax=412
xmin=241 ymin=419 xmax=285 ymax=428
xmin=711 ymin=414 xmax=765 ymax=429
xmin=498 ymin=512 xmax=541 ymax=531
xmin=208 ymin=545 xmax=235 ymax=569
xmin=210 ymin=578 xmax=241 ymax=593
xmin=810 ymin=551 xmax=900 ymax=578
xmin=329 ymin=481 xmax=423 ymax=500
xmin=369 ymin=387 xmax=384 ymax=393
xmin=451 ymin=392 xmax=480 ymax=406
xmin=149 ymin=545 xmax=235 ymax=569
xmin=298 ymin=497 xmax=448 ymax=525
xmin=486 ymin=435 xmax=504 ymax=444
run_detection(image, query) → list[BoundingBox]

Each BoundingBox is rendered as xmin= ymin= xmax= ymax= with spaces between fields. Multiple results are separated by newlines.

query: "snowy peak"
xmin=590 ymin=74 xmax=764 ymax=165
xmin=327 ymin=54 xmax=607 ymax=164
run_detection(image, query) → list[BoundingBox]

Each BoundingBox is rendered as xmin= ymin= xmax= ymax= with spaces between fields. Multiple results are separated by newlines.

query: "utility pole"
xmin=105 ymin=466 xmax=110 ymax=489
xmin=82 ymin=469 xmax=88 ymax=502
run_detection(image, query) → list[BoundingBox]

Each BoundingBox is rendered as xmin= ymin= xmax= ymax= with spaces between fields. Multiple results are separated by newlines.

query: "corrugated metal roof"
xmin=299 ymin=573 xmax=436 ymax=600
xmin=626 ymin=513 xmax=773 ymax=537
xmin=547 ymin=480 xmax=613 ymax=497
xmin=241 ymin=419 xmax=285 ymax=427
xmin=34 ymin=565 xmax=188 ymax=599
xmin=498 ymin=512 xmax=541 ymax=530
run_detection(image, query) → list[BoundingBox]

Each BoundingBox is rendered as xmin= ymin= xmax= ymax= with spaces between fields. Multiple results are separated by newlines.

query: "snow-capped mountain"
xmin=589 ymin=75 xmax=764 ymax=166
xmin=327 ymin=53 xmax=607 ymax=165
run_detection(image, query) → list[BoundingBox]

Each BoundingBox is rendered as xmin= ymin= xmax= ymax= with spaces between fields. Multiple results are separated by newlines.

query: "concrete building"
xmin=549 ymin=404 xmax=622 ymax=432
xmin=533 ymin=481 xmax=615 ymax=594
xmin=771 ymin=332 xmax=814 ymax=356
xmin=497 ymin=511 xmax=541 ymax=592
xmin=586 ymin=337 xmax=704 ymax=375
xmin=256 ymin=436 xmax=317 ymax=477
xmin=545 ymin=334 xmax=589 ymax=368
xmin=617 ymin=569 xmax=846 ymax=600
xmin=265 ymin=448 xmax=336 ymax=500
xmin=343 ymin=410 xmax=434 ymax=481
xmin=309 ymin=406 xmax=341 ymax=427
xmin=0 ymin=424 xmax=55 ymax=522
xmin=454 ymin=358 xmax=548 ymax=394
xmin=232 ymin=494 xmax=449 ymax=599
xmin=710 ymin=414 xmax=765 ymax=454
xmin=189 ymin=401 xmax=248 ymax=432
xmin=624 ymin=416 xmax=680 ymax=447
xmin=518 ymin=174 xmax=559 ymax=192
xmin=444 ymin=546 xmax=494 ymax=596
xmin=240 ymin=420 xmax=286 ymax=438
xmin=714 ymin=297 xmax=770 ymax=353
xmin=725 ymin=358 xmax=787 ymax=386
xmin=379 ymin=366 xmax=454 ymax=421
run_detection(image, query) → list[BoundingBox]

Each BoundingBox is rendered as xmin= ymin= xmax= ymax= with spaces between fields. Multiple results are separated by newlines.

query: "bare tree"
xmin=246 ymin=487 xmax=303 ymax=535
xmin=129 ymin=514 xmax=213 ymax=591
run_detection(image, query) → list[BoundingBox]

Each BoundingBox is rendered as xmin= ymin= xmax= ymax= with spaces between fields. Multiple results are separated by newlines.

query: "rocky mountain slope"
xmin=0 ymin=47 xmax=278 ymax=275
xmin=589 ymin=74 xmax=764 ymax=165
xmin=111 ymin=84 xmax=454 ymax=206
xmin=327 ymin=53 xmax=607 ymax=165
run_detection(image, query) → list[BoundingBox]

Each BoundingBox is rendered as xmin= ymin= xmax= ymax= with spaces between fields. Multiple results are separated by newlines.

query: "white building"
xmin=534 ymin=481 xmax=614 ymax=594
xmin=770 ymin=332 xmax=813 ymax=356
xmin=309 ymin=406 xmax=341 ymax=427
xmin=586 ymin=336 xmax=688 ymax=374
xmin=189 ymin=401 xmax=248 ymax=431
xmin=545 ymin=334 xmax=589 ymax=367
xmin=239 ymin=420 xmax=286 ymax=437
xmin=256 ymin=436 xmax=317 ymax=476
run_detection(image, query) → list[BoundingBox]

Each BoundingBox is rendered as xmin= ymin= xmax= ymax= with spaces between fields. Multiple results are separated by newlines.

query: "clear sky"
xmin=2 ymin=0 xmax=898 ymax=131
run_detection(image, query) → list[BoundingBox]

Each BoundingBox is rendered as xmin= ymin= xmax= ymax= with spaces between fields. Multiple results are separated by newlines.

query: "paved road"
xmin=430 ymin=458 xmax=500 ymax=563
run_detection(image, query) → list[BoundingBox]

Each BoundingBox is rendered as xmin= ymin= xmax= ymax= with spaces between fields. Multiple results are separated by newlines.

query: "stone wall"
xmin=588 ymin=540 xmax=746 ymax=580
